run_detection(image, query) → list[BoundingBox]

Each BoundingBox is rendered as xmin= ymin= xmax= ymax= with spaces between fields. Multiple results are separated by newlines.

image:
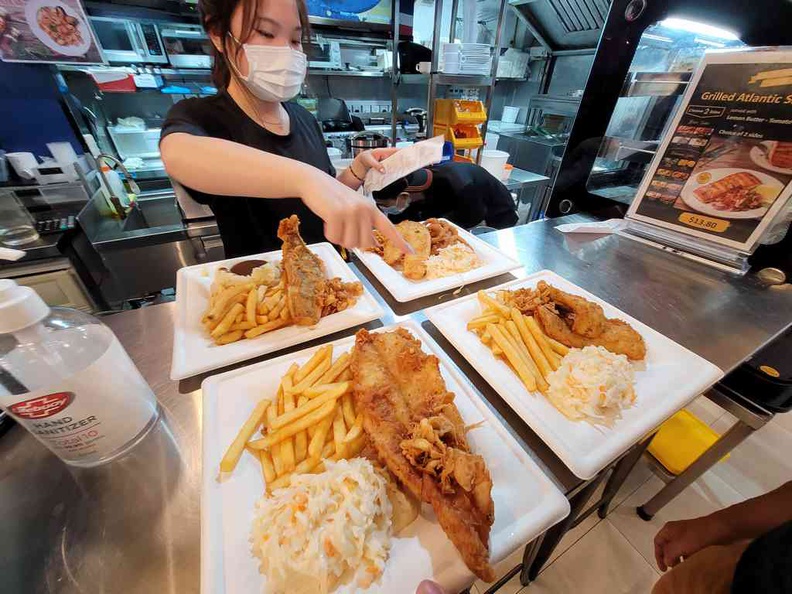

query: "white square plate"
xmin=171 ymin=243 xmax=384 ymax=380
xmin=353 ymin=219 xmax=521 ymax=302
xmin=426 ymin=270 xmax=724 ymax=479
xmin=201 ymin=320 xmax=570 ymax=594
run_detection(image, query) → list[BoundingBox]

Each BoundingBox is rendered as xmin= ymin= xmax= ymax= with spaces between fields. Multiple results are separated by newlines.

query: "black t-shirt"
xmin=160 ymin=93 xmax=333 ymax=257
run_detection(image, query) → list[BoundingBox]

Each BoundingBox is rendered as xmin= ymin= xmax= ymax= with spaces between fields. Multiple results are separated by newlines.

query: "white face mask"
xmin=228 ymin=34 xmax=307 ymax=102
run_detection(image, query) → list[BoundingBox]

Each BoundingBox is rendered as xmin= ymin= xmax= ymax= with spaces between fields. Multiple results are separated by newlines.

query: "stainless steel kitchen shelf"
xmin=622 ymin=71 xmax=692 ymax=97
xmin=598 ymin=136 xmax=659 ymax=164
xmin=529 ymin=94 xmax=582 ymax=117
xmin=400 ymin=73 xmax=494 ymax=86
xmin=307 ymin=70 xmax=390 ymax=77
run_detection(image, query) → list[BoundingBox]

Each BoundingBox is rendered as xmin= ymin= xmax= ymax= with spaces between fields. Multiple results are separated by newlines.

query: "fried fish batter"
xmin=351 ymin=328 xmax=495 ymax=582
xmin=537 ymin=281 xmax=605 ymax=338
xmin=499 ymin=287 xmax=547 ymax=315
xmin=277 ymin=215 xmax=325 ymax=326
xmin=426 ymin=218 xmax=467 ymax=255
xmin=382 ymin=220 xmax=431 ymax=266
xmin=536 ymin=304 xmax=647 ymax=360
xmin=320 ymin=277 xmax=363 ymax=316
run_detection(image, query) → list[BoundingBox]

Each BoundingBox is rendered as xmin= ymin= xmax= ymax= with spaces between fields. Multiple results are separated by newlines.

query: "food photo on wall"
xmin=0 ymin=0 xmax=103 ymax=63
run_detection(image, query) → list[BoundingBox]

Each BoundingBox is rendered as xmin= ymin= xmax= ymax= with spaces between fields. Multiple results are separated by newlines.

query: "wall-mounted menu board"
xmin=0 ymin=0 xmax=102 ymax=64
xmin=628 ymin=49 xmax=792 ymax=251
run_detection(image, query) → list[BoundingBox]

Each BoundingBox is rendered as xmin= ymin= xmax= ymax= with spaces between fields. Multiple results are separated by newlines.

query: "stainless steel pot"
xmin=349 ymin=131 xmax=389 ymax=156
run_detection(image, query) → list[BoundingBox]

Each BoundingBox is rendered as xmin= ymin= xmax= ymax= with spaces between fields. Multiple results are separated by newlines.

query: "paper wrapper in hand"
xmin=362 ymin=135 xmax=444 ymax=195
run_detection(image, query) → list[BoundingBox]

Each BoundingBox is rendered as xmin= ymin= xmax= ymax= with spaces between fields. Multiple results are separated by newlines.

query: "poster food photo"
xmin=0 ymin=0 xmax=103 ymax=64
xmin=629 ymin=50 xmax=792 ymax=251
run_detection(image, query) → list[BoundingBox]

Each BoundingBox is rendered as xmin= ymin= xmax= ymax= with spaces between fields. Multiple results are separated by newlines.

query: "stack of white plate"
xmin=441 ymin=43 xmax=462 ymax=74
xmin=460 ymin=43 xmax=492 ymax=75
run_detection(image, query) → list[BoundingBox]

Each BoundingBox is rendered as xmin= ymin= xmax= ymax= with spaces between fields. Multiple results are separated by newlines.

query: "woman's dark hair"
xmin=200 ymin=0 xmax=310 ymax=90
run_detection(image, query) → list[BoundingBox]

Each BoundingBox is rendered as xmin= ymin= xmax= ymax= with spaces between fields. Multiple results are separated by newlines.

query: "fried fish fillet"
xmin=382 ymin=220 xmax=431 ymax=266
xmin=537 ymin=304 xmax=647 ymax=361
xmin=351 ymin=328 xmax=495 ymax=582
xmin=277 ymin=215 xmax=325 ymax=326
xmin=538 ymin=281 xmax=606 ymax=338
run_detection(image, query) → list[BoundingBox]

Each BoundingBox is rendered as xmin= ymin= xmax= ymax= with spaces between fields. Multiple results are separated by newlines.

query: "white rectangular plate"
xmin=353 ymin=219 xmax=521 ymax=302
xmin=426 ymin=270 xmax=724 ymax=479
xmin=171 ymin=243 xmax=384 ymax=380
xmin=201 ymin=320 xmax=570 ymax=594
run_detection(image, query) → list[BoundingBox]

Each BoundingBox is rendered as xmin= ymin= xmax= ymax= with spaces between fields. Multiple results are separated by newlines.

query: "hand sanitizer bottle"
xmin=0 ymin=280 xmax=159 ymax=466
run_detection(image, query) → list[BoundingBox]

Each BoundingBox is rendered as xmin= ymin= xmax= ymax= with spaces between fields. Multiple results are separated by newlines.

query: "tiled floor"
xmin=470 ymin=396 xmax=792 ymax=594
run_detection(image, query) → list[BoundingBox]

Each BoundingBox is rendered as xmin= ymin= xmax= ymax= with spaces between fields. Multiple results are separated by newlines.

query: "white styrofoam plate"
xmin=352 ymin=219 xmax=521 ymax=302
xmin=426 ymin=270 xmax=724 ymax=479
xmin=201 ymin=320 xmax=570 ymax=594
xmin=171 ymin=243 xmax=384 ymax=380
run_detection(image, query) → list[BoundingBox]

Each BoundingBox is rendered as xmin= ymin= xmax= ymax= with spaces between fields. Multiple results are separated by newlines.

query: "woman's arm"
xmin=162 ymin=132 xmax=328 ymax=198
xmin=161 ymin=133 xmax=410 ymax=251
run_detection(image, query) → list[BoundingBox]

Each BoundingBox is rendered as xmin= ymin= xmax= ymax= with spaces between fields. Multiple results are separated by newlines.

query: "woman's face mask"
xmin=228 ymin=33 xmax=307 ymax=102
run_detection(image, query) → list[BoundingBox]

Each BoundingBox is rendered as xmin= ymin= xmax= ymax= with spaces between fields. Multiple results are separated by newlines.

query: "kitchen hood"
xmin=510 ymin=0 xmax=611 ymax=51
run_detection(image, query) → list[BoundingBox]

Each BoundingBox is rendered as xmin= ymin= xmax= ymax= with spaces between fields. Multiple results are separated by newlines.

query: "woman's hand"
xmin=353 ymin=147 xmax=399 ymax=175
xmin=299 ymin=167 xmax=411 ymax=252
xmin=654 ymin=516 xmax=728 ymax=571
xmin=341 ymin=147 xmax=399 ymax=190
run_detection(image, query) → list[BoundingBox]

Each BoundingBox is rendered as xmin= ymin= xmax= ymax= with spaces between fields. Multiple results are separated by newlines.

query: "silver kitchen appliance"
xmin=158 ymin=24 xmax=213 ymax=69
xmin=349 ymin=131 xmax=388 ymax=156
xmin=89 ymin=17 xmax=167 ymax=64
xmin=306 ymin=36 xmax=342 ymax=70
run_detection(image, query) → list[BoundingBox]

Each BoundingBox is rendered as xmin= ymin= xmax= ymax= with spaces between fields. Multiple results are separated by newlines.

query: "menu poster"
xmin=628 ymin=50 xmax=792 ymax=251
xmin=0 ymin=0 xmax=103 ymax=64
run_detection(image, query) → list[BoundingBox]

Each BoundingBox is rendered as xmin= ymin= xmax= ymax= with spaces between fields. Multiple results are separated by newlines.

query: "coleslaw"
xmin=250 ymin=458 xmax=392 ymax=593
xmin=546 ymin=346 xmax=636 ymax=425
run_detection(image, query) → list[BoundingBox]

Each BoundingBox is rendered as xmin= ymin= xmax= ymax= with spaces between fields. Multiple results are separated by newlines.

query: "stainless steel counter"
xmin=1 ymin=215 xmax=790 ymax=593
xmin=503 ymin=167 xmax=550 ymax=192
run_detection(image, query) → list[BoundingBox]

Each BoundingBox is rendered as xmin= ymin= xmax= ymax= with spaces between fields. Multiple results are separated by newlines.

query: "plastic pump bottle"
xmin=0 ymin=280 xmax=159 ymax=466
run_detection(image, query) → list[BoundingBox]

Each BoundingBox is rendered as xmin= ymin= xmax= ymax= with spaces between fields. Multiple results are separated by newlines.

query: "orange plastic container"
xmin=434 ymin=99 xmax=487 ymax=126
xmin=434 ymin=124 xmax=483 ymax=150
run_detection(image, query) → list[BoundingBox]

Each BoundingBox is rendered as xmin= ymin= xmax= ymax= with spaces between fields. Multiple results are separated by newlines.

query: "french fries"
xmin=216 ymin=329 xmax=244 ymax=345
xmin=259 ymin=450 xmax=276 ymax=483
xmin=308 ymin=414 xmax=335 ymax=459
xmin=341 ymin=393 xmax=356 ymax=428
xmin=280 ymin=386 xmax=296 ymax=473
xmin=487 ymin=323 xmax=538 ymax=392
xmin=332 ymin=408 xmax=348 ymax=459
xmin=218 ymin=398 xmax=271 ymax=474
xmin=294 ymin=396 xmax=308 ymax=462
xmin=472 ymin=290 xmax=572 ymax=394
xmin=211 ymin=303 xmax=244 ymax=338
xmin=270 ymin=383 xmax=348 ymax=430
xmin=294 ymin=345 xmax=332 ymax=383
xmin=219 ymin=348 xmax=366 ymax=493
xmin=245 ymin=286 xmax=258 ymax=326
xmin=201 ymin=268 xmax=316 ymax=346
xmin=511 ymin=311 xmax=553 ymax=380
xmin=524 ymin=315 xmax=559 ymax=371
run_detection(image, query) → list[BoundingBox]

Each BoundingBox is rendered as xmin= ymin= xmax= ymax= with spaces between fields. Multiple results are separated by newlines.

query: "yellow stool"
xmin=647 ymin=409 xmax=729 ymax=475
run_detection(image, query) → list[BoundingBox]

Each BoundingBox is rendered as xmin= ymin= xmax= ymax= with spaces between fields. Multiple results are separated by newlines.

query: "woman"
xmin=160 ymin=0 xmax=409 ymax=257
